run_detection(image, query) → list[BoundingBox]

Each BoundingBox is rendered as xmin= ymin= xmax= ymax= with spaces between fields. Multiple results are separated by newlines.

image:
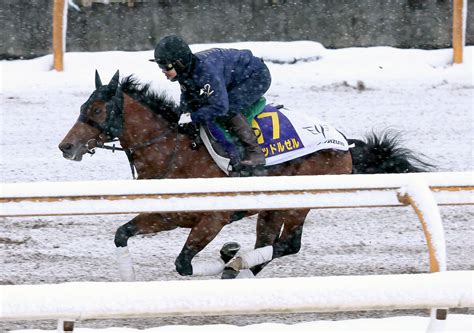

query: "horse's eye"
xmin=94 ymin=108 xmax=102 ymax=114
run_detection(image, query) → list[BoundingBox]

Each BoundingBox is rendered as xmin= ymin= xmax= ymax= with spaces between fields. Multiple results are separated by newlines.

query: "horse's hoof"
xmin=175 ymin=258 xmax=193 ymax=276
xmin=220 ymin=242 xmax=241 ymax=263
xmin=221 ymin=267 xmax=240 ymax=279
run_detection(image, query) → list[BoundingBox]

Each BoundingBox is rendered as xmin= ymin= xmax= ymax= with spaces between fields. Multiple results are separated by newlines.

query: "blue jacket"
xmin=178 ymin=48 xmax=266 ymax=123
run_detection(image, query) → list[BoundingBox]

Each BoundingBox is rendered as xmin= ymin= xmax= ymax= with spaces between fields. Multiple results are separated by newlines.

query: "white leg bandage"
xmin=192 ymin=258 xmax=225 ymax=276
xmin=236 ymin=269 xmax=255 ymax=279
xmin=233 ymin=245 xmax=273 ymax=270
xmin=115 ymin=246 xmax=136 ymax=281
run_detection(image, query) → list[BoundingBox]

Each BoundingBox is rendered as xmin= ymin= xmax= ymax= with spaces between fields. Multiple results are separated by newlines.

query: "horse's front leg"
xmin=114 ymin=213 xmax=178 ymax=281
xmin=175 ymin=212 xmax=231 ymax=276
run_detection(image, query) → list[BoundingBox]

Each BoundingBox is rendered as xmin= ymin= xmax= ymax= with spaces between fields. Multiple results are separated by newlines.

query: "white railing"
xmin=1 ymin=271 xmax=472 ymax=321
xmin=2 ymin=172 xmax=472 ymax=273
xmin=1 ymin=172 xmax=472 ymax=217
xmin=1 ymin=172 xmax=472 ymax=331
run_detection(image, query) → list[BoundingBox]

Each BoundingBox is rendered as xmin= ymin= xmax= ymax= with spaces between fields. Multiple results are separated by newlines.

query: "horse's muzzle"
xmin=58 ymin=142 xmax=84 ymax=161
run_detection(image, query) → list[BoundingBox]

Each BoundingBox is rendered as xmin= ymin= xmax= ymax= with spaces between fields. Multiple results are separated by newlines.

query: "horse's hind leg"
xmin=250 ymin=211 xmax=285 ymax=276
xmin=175 ymin=212 xmax=232 ymax=276
xmin=272 ymin=214 xmax=306 ymax=259
xmin=226 ymin=209 xmax=309 ymax=276
xmin=114 ymin=213 xmax=178 ymax=281
xmin=221 ymin=211 xmax=283 ymax=279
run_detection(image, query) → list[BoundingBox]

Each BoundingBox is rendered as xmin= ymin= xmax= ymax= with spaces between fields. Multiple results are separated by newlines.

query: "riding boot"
xmin=229 ymin=113 xmax=265 ymax=167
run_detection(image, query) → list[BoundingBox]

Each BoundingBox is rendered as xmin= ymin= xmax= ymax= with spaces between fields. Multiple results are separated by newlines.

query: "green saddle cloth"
xmin=242 ymin=97 xmax=267 ymax=121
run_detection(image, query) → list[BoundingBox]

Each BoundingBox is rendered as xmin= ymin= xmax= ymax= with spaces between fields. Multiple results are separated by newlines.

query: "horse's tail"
xmin=347 ymin=130 xmax=435 ymax=174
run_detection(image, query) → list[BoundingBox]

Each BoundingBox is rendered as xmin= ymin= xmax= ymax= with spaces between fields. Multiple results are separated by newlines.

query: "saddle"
xmin=200 ymin=98 xmax=351 ymax=175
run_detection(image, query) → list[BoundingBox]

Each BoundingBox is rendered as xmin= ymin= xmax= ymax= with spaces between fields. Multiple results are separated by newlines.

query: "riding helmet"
xmin=149 ymin=35 xmax=193 ymax=74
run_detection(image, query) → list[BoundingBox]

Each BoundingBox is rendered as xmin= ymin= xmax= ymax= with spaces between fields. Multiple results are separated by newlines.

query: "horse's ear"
xmin=95 ymin=70 xmax=102 ymax=89
xmin=108 ymin=70 xmax=120 ymax=93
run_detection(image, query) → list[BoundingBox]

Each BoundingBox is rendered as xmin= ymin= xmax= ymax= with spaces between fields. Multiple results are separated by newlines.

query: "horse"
xmin=59 ymin=70 xmax=433 ymax=280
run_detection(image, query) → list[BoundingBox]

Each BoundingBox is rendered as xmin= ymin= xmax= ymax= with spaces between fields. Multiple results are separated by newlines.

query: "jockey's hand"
xmin=178 ymin=113 xmax=192 ymax=125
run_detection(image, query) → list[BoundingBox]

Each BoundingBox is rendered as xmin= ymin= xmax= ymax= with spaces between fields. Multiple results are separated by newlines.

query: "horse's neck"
xmin=119 ymin=94 xmax=223 ymax=179
xmin=119 ymin=94 xmax=168 ymax=148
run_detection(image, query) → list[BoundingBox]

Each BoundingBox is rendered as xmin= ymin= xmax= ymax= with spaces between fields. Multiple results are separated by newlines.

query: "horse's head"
xmin=59 ymin=70 xmax=123 ymax=161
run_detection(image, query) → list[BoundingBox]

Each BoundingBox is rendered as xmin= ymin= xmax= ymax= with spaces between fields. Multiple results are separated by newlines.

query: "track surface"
xmin=1 ymin=80 xmax=473 ymax=330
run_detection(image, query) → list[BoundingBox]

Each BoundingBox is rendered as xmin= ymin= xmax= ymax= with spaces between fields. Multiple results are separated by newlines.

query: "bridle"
xmin=80 ymin=88 xmax=180 ymax=179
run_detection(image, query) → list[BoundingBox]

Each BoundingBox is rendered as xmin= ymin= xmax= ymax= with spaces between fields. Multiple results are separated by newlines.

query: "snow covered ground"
xmin=1 ymin=42 xmax=473 ymax=332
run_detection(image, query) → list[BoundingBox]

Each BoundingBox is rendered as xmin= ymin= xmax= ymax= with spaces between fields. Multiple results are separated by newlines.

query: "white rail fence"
xmin=1 ymin=172 xmax=472 ymax=217
xmin=1 ymin=172 xmax=473 ymax=330
xmin=2 ymin=171 xmax=472 ymax=272
xmin=1 ymin=271 xmax=472 ymax=321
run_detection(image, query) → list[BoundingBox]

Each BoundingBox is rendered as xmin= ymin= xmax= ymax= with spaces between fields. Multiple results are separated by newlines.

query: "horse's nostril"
xmin=59 ymin=143 xmax=73 ymax=152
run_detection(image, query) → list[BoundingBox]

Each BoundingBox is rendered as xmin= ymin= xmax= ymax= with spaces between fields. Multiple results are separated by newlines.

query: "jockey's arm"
xmin=189 ymin=72 xmax=229 ymax=124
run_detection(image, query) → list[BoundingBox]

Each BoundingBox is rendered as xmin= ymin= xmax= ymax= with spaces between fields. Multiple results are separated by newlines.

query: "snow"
xmin=2 ymin=42 xmax=472 ymax=100
xmin=1 ymin=42 xmax=473 ymax=332
xmin=6 ymin=315 xmax=472 ymax=333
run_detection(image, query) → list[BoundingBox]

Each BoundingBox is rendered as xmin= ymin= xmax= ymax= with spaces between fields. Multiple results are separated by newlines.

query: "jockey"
xmin=149 ymin=35 xmax=272 ymax=168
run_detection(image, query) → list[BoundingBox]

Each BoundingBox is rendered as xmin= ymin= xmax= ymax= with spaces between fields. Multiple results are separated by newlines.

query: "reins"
xmin=125 ymin=125 xmax=180 ymax=179
xmin=87 ymin=124 xmax=179 ymax=180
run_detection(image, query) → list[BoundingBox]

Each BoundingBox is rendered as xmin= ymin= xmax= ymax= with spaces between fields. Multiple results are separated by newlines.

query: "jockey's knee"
xmin=114 ymin=222 xmax=138 ymax=247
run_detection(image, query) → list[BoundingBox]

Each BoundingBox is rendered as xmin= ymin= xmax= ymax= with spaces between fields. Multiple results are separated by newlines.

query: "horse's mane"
xmin=120 ymin=75 xmax=180 ymax=124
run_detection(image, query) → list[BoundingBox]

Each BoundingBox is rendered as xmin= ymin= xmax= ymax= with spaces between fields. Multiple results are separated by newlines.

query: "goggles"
xmin=158 ymin=62 xmax=174 ymax=71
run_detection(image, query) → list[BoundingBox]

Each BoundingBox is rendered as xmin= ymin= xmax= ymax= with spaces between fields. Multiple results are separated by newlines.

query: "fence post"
xmin=397 ymin=180 xmax=448 ymax=323
xmin=57 ymin=319 xmax=75 ymax=332
xmin=452 ymin=0 xmax=465 ymax=64
xmin=52 ymin=0 xmax=66 ymax=71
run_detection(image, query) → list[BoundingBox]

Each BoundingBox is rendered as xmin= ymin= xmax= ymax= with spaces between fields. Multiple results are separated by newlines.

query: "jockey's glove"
xmin=178 ymin=113 xmax=192 ymax=125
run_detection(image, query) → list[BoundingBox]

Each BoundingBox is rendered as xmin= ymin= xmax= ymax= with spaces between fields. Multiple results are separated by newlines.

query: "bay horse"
xmin=59 ymin=70 xmax=433 ymax=279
